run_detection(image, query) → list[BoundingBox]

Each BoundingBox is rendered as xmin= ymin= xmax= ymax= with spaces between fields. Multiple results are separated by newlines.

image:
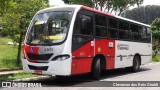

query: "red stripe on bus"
xmin=24 ymin=44 xmax=39 ymax=62
xmin=81 ymin=6 xmax=114 ymax=17
xmin=24 ymin=45 xmax=39 ymax=54
xmin=71 ymin=39 xmax=116 ymax=74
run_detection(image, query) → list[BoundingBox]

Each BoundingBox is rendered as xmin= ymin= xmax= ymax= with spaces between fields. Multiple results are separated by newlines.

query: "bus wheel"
xmin=92 ymin=58 xmax=101 ymax=80
xmin=132 ymin=56 xmax=140 ymax=72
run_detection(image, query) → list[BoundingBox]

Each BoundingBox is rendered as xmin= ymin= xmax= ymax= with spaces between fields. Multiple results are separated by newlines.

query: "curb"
xmin=0 ymin=67 xmax=22 ymax=72
xmin=0 ymin=70 xmax=23 ymax=76
xmin=13 ymin=76 xmax=51 ymax=82
xmin=144 ymin=62 xmax=160 ymax=66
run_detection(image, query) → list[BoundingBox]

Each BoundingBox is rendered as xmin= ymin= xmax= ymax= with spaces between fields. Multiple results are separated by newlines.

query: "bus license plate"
xmin=34 ymin=70 xmax=42 ymax=74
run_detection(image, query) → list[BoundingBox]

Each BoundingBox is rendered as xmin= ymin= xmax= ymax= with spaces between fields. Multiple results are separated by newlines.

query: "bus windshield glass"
xmin=26 ymin=11 xmax=72 ymax=45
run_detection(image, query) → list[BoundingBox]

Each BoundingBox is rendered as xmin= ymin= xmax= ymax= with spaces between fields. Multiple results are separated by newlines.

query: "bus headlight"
xmin=52 ymin=54 xmax=70 ymax=61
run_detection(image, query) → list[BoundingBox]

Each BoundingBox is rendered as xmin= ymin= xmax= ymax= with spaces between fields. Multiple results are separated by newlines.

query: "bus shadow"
xmin=25 ymin=67 xmax=151 ymax=87
xmin=100 ymin=67 xmax=151 ymax=79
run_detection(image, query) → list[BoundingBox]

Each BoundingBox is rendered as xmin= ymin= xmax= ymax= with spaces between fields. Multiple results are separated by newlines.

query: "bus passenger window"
xmin=95 ymin=15 xmax=107 ymax=37
xmin=73 ymin=14 xmax=93 ymax=36
xmin=108 ymin=18 xmax=117 ymax=29
xmin=130 ymin=24 xmax=139 ymax=41
xmin=118 ymin=21 xmax=129 ymax=40
xmin=95 ymin=15 xmax=106 ymax=26
xmin=108 ymin=18 xmax=118 ymax=39
xmin=72 ymin=14 xmax=93 ymax=52
xmin=147 ymin=27 xmax=151 ymax=43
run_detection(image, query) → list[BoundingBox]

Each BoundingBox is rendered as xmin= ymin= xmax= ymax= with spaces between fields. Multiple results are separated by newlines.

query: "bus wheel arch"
xmin=132 ymin=53 xmax=141 ymax=72
xmin=91 ymin=54 xmax=106 ymax=80
xmin=92 ymin=54 xmax=106 ymax=70
xmin=134 ymin=53 xmax=141 ymax=65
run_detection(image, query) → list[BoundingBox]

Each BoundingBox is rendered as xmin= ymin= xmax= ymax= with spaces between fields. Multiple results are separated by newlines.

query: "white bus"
xmin=22 ymin=5 xmax=152 ymax=79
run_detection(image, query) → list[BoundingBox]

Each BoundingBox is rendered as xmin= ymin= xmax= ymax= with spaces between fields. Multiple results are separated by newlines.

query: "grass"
xmin=0 ymin=72 xmax=40 ymax=81
xmin=152 ymin=55 xmax=160 ymax=62
xmin=0 ymin=37 xmax=13 ymax=45
xmin=0 ymin=37 xmax=21 ymax=69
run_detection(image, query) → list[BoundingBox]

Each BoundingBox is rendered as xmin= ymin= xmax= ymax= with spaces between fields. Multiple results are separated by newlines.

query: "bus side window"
xmin=130 ymin=24 xmax=139 ymax=41
xmin=139 ymin=26 xmax=147 ymax=42
xmin=147 ymin=27 xmax=151 ymax=43
xmin=72 ymin=14 xmax=93 ymax=51
xmin=78 ymin=14 xmax=93 ymax=36
xmin=95 ymin=15 xmax=107 ymax=37
xmin=108 ymin=18 xmax=118 ymax=39
xmin=118 ymin=20 xmax=129 ymax=40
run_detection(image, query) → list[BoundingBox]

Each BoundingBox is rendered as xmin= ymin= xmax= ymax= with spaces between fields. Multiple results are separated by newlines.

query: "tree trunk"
xmin=16 ymin=30 xmax=23 ymax=65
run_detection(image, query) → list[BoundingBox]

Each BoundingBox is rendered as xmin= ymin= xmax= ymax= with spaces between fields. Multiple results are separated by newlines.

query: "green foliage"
xmin=151 ymin=18 xmax=160 ymax=38
xmin=0 ymin=0 xmax=49 ymax=42
xmin=121 ymin=5 xmax=160 ymax=24
xmin=153 ymin=55 xmax=160 ymax=62
xmin=151 ymin=18 xmax=160 ymax=57
xmin=12 ymin=34 xmax=20 ymax=44
xmin=62 ymin=0 xmax=144 ymax=15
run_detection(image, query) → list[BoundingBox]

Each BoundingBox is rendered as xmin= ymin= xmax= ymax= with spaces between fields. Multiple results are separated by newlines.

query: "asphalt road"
xmin=1 ymin=62 xmax=160 ymax=90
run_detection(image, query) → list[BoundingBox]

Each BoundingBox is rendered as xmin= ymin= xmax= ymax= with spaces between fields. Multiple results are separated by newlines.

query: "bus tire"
xmin=132 ymin=55 xmax=140 ymax=72
xmin=92 ymin=58 xmax=101 ymax=80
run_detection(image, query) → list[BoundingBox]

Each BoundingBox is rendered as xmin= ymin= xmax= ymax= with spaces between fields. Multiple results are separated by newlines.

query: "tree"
xmin=151 ymin=18 xmax=160 ymax=57
xmin=62 ymin=0 xmax=144 ymax=15
xmin=0 ymin=0 xmax=49 ymax=38
xmin=121 ymin=5 xmax=160 ymax=24
xmin=0 ymin=0 xmax=49 ymax=64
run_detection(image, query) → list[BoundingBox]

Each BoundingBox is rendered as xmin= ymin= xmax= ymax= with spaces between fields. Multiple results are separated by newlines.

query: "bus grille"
xmin=27 ymin=53 xmax=53 ymax=60
xmin=28 ymin=65 xmax=48 ymax=71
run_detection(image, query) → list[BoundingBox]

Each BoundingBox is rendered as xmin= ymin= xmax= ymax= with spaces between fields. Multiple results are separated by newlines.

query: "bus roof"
xmin=39 ymin=5 xmax=150 ymax=27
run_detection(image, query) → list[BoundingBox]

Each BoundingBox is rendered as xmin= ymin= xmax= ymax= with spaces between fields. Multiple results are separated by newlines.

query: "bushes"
xmin=153 ymin=55 xmax=160 ymax=62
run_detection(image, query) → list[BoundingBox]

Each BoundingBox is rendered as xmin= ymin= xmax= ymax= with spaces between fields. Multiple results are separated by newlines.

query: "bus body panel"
xmin=71 ymin=39 xmax=94 ymax=74
xmin=115 ymin=41 xmax=152 ymax=68
xmin=95 ymin=39 xmax=115 ymax=70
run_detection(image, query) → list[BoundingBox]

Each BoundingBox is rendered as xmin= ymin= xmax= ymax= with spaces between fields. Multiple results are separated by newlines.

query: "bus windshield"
xmin=26 ymin=11 xmax=72 ymax=45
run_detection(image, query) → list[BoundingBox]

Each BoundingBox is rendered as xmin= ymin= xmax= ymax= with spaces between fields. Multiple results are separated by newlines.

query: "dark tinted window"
xmin=130 ymin=24 xmax=139 ymax=41
xmin=119 ymin=31 xmax=129 ymax=40
xmin=118 ymin=20 xmax=129 ymax=40
xmin=147 ymin=27 xmax=151 ymax=43
xmin=96 ymin=27 xmax=107 ymax=37
xmin=95 ymin=15 xmax=106 ymax=26
xmin=73 ymin=14 xmax=93 ymax=36
xmin=108 ymin=29 xmax=118 ymax=39
xmin=119 ymin=21 xmax=129 ymax=30
xmin=108 ymin=18 xmax=118 ymax=39
xmin=72 ymin=14 xmax=93 ymax=52
xmin=108 ymin=18 xmax=117 ymax=28
xmin=95 ymin=15 xmax=107 ymax=37
xmin=139 ymin=26 xmax=151 ymax=43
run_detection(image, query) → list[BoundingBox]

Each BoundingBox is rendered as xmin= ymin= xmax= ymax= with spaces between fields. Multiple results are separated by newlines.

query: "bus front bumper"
xmin=21 ymin=58 xmax=72 ymax=76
